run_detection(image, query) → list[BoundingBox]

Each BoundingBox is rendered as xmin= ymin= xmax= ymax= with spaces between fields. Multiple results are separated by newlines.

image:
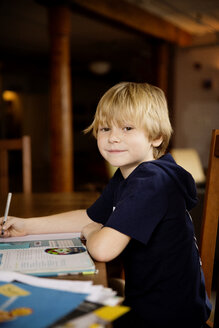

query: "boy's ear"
xmin=152 ymin=136 xmax=163 ymax=147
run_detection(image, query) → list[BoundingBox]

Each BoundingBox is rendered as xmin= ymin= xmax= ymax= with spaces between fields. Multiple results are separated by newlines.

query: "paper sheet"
xmin=0 ymin=280 xmax=87 ymax=328
xmin=0 ymin=271 xmax=118 ymax=305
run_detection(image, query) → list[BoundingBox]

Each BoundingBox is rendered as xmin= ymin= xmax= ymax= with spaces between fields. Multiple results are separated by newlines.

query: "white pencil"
xmin=1 ymin=192 xmax=12 ymax=235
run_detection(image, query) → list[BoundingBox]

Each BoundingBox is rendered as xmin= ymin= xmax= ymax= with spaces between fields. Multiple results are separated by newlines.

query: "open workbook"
xmin=0 ymin=233 xmax=95 ymax=276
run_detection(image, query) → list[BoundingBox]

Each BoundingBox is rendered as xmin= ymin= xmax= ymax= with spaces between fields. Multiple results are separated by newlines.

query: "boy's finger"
xmin=0 ymin=230 xmax=10 ymax=238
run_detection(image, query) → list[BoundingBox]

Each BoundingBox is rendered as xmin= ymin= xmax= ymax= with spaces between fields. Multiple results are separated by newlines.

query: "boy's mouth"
xmin=107 ymin=149 xmax=126 ymax=153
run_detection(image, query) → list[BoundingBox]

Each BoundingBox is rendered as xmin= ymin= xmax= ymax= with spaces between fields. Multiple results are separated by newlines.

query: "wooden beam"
xmin=71 ymin=0 xmax=192 ymax=46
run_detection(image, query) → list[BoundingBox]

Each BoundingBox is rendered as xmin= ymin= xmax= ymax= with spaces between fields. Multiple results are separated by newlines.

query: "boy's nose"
xmin=108 ymin=130 xmax=121 ymax=143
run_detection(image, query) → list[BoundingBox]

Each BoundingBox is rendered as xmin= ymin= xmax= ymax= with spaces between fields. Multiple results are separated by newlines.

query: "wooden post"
xmin=22 ymin=136 xmax=32 ymax=193
xmin=157 ymin=42 xmax=170 ymax=95
xmin=156 ymin=41 xmax=175 ymax=149
xmin=48 ymin=6 xmax=73 ymax=191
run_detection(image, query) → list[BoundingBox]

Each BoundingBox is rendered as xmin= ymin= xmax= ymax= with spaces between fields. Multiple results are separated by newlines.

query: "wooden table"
xmin=0 ymin=192 xmax=108 ymax=287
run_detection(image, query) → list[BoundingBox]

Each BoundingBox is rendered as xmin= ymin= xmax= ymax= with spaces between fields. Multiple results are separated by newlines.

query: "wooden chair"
xmin=199 ymin=129 xmax=219 ymax=327
xmin=0 ymin=136 xmax=32 ymax=194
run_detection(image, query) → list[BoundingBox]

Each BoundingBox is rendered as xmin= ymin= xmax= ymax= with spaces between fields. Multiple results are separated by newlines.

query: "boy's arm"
xmin=0 ymin=210 xmax=93 ymax=237
xmin=82 ymin=223 xmax=130 ymax=262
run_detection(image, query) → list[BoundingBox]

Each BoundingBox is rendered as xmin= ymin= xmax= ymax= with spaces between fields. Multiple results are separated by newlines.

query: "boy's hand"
xmin=82 ymin=222 xmax=103 ymax=240
xmin=0 ymin=216 xmax=27 ymax=237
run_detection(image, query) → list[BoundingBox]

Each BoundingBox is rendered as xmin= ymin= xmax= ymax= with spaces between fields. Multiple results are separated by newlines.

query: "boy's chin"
xmin=107 ymin=161 xmax=120 ymax=168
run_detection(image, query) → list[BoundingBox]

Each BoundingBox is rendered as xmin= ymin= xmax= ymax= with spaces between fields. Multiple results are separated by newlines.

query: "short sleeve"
xmin=105 ymin=174 xmax=169 ymax=245
xmin=87 ymin=169 xmax=122 ymax=224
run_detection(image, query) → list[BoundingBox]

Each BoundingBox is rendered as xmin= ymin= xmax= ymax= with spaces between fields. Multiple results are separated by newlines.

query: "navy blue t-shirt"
xmin=87 ymin=154 xmax=211 ymax=327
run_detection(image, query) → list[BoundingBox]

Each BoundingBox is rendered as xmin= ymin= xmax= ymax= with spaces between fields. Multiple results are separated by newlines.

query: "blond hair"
xmin=85 ymin=82 xmax=173 ymax=159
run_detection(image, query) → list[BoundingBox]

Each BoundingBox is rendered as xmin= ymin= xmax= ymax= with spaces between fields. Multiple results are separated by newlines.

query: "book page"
xmin=0 ymin=232 xmax=81 ymax=243
xmin=0 ymin=237 xmax=95 ymax=276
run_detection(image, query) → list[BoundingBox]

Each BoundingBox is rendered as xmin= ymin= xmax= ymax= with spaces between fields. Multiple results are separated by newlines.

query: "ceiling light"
xmin=89 ymin=61 xmax=111 ymax=75
xmin=2 ymin=90 xmax=18 ymax=101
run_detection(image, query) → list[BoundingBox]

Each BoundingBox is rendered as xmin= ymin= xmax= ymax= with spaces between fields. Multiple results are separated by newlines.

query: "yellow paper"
xmin=0 ymin=284 xmax=30 ymax=297
xmin=94 ymin=305 xmax=130 ymax=321
xmin=89 ymin=324 xmax=102 ymax=328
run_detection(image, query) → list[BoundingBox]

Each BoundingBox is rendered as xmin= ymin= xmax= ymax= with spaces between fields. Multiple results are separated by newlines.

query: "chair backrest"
xmin=199 ymin=129 xmax=219 ymax=298
xmin=0 ymin=136 xmax=32 ymax=194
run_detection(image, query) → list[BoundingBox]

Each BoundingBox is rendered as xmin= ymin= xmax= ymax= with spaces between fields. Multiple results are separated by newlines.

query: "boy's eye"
xmin=99 ymin=127 xmax=110 ymax=132
xmin=123 ymin=126 xmax=133 ymax=131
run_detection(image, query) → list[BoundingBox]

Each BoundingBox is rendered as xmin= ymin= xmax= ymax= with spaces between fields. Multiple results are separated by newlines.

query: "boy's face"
xmin=97 ymin=123 xmax=158 ymax=178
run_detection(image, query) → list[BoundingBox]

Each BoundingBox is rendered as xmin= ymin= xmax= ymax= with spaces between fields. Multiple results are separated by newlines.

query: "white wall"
xmin=173 ymin=45 xmax=219 ymax=169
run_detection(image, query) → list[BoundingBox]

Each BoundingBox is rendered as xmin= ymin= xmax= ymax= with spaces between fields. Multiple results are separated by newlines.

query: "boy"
xmin=0 ymin=82 xmax=211 ymax=327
